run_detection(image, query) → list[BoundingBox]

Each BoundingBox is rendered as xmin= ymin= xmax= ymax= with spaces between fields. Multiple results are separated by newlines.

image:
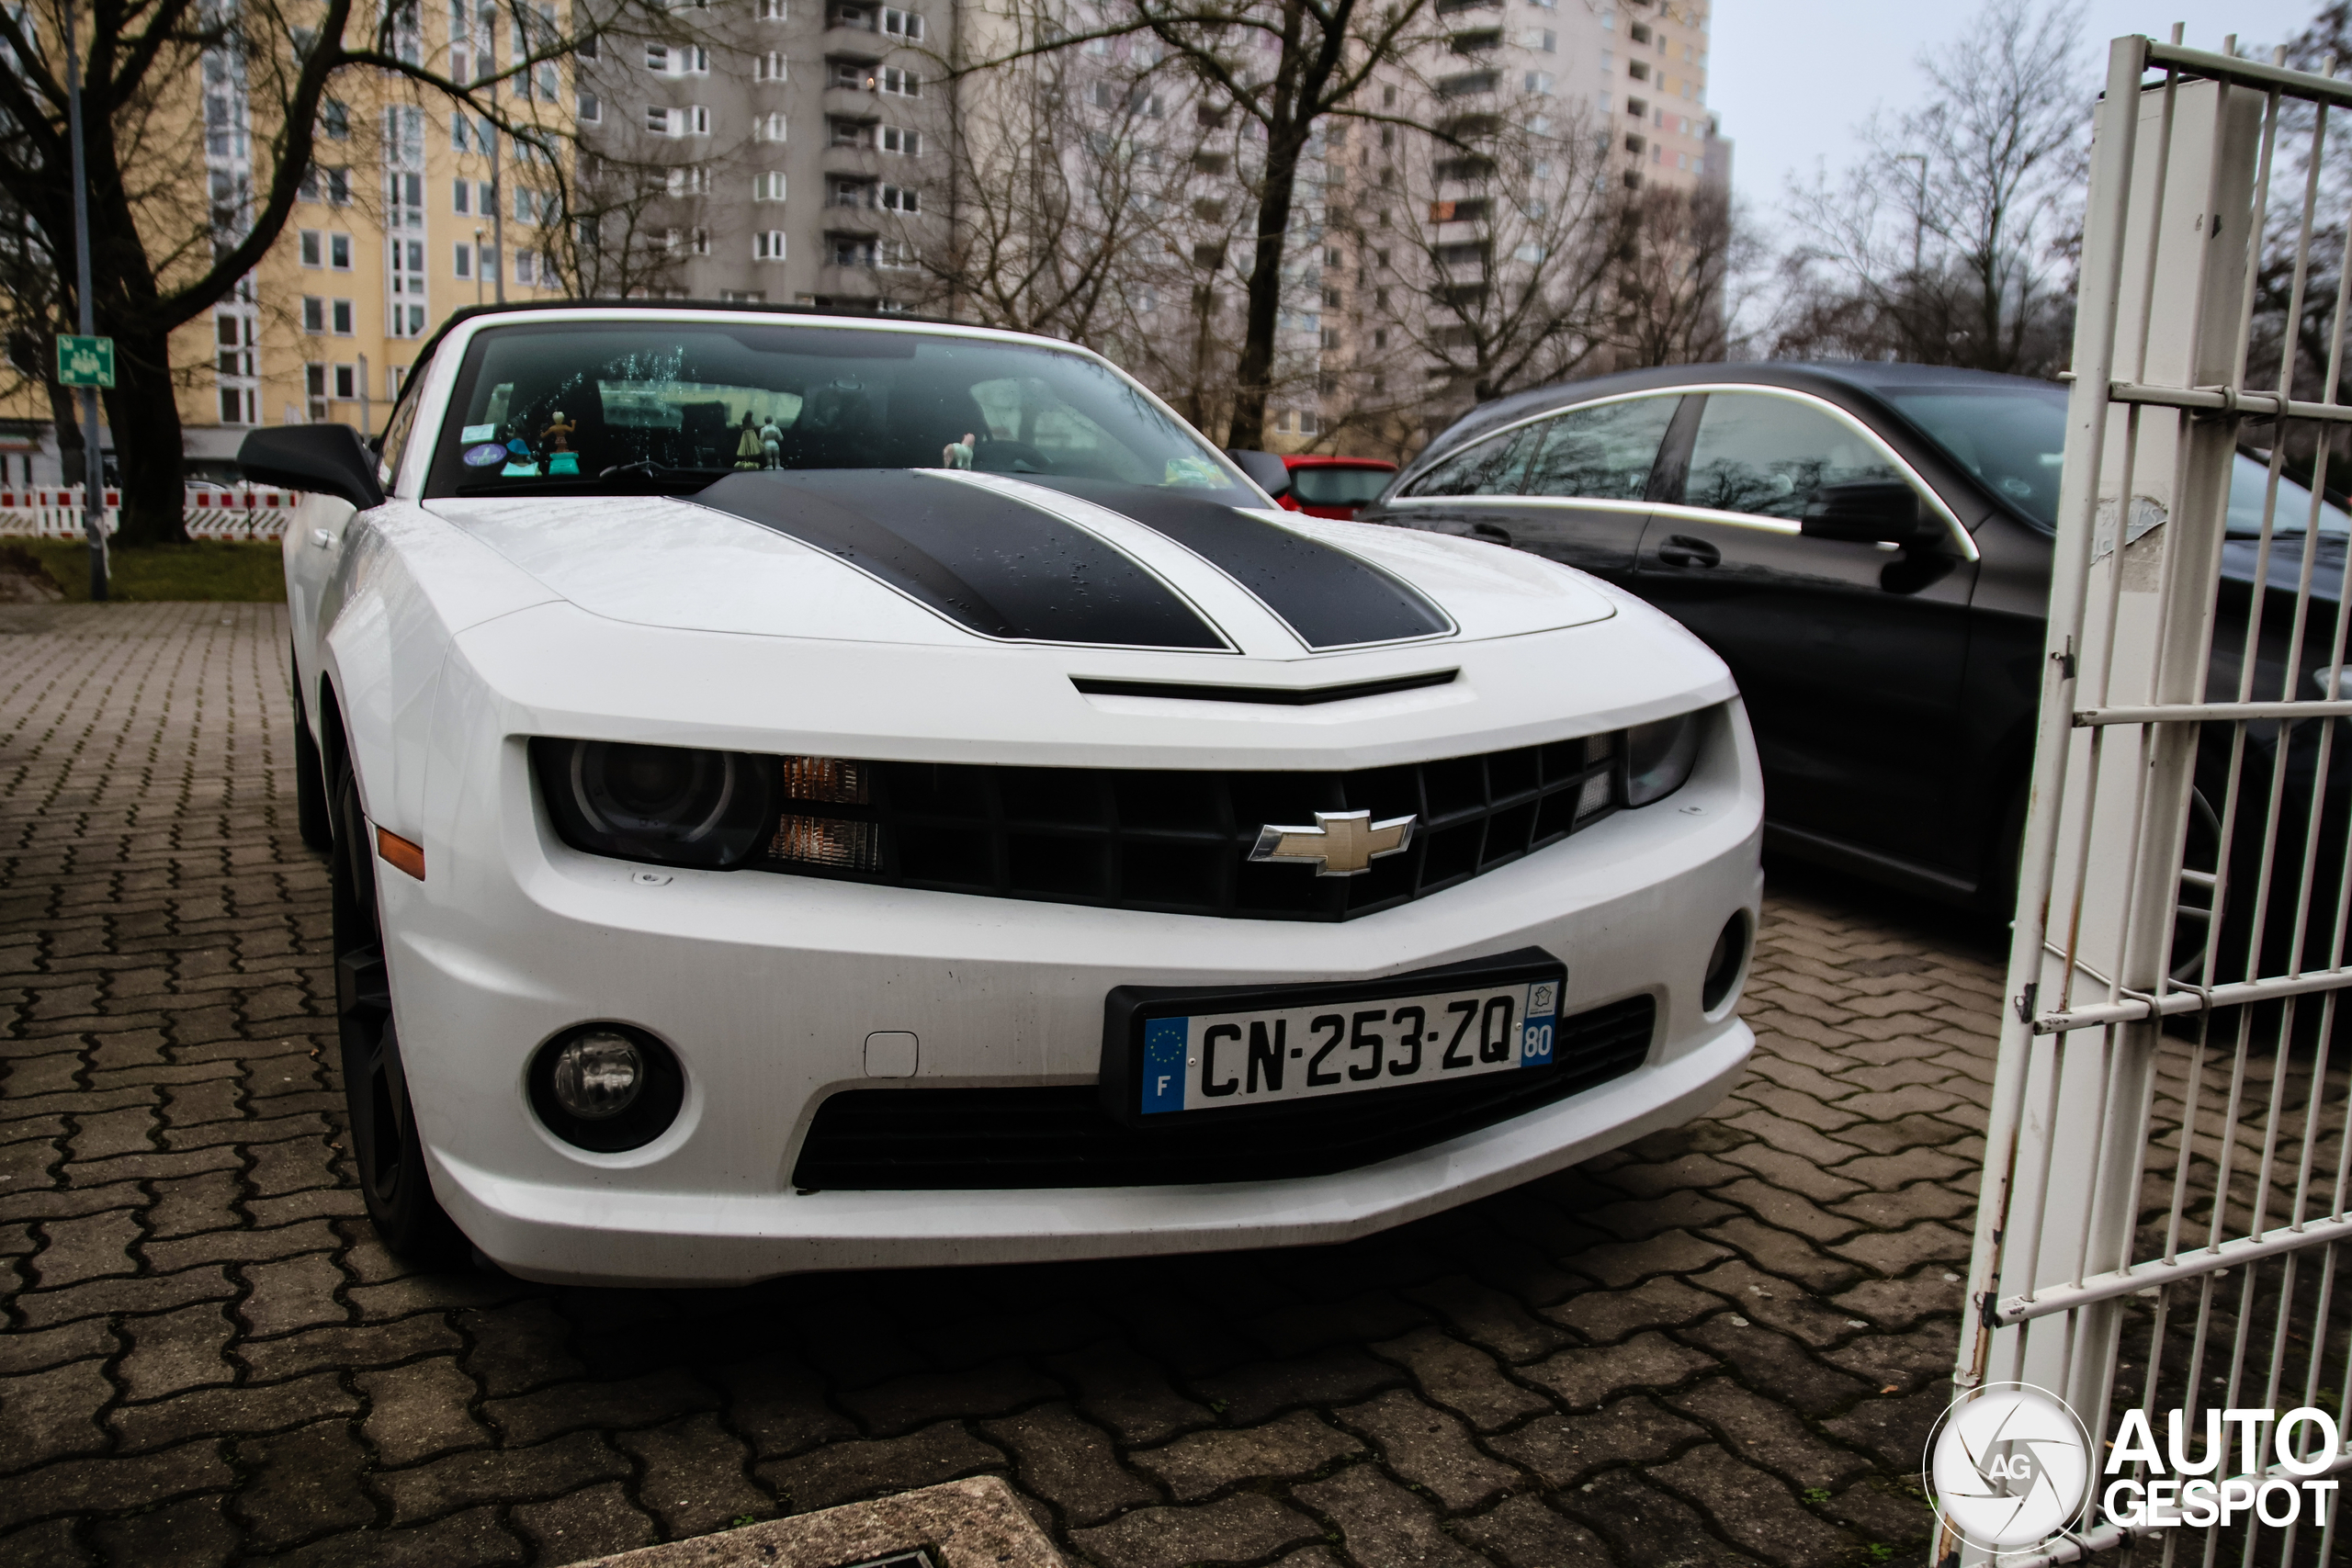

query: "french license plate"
xmin=1103 ymin=951 xmax=1565 ymax=1120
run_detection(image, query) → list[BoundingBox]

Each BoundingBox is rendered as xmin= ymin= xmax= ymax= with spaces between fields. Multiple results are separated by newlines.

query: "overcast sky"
xmin=1709 ymin=1 xmax=2318 ymax=227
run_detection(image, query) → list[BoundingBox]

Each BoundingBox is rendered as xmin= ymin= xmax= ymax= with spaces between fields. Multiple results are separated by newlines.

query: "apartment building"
xmin=576 ymin=0 xmax=948 ymax=305
xmin=187 ymin=8 xmax=574 ymax=478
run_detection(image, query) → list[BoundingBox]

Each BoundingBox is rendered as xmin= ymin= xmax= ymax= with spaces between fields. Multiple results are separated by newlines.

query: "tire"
xmin=291 ymin=651 xmax=332 ymax=852
xmin=330 ymin=739 xmax=467 ymax=1267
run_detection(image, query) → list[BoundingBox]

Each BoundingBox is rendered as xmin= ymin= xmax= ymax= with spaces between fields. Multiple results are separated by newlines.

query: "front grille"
xmin=792 ymin=995 xmax=1655 ymax=1190
xmin=754 ymin=735 xmax=1621 ymax=921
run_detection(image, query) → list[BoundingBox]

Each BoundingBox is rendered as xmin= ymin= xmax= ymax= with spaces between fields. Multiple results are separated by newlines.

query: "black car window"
xmin=1400 ymin=425 xmax=1538 ymax=498
xmin=1521 ymin=396 xmax=1679 ymax=501
xmin=1684 ymin=392 xmax=1905 ymax=521
xmin=1289 ymin=465 xmax=1396 ymax=506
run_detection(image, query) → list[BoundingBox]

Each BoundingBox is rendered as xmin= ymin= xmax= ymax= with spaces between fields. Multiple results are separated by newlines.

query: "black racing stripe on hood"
xmin=694 ymin=469 xmax=1227 ymax=649
xmin=1025 ymin=476 xmax=1453 ymax=649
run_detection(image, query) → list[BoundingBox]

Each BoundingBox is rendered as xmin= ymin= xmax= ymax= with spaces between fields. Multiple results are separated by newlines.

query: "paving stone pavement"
xmin=1 ymin=603 xmax=2008 ymax=1568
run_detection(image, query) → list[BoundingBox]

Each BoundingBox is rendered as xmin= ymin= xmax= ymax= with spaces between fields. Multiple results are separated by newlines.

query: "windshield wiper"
xmin=599 ymin=460 xmax=733 ymax=481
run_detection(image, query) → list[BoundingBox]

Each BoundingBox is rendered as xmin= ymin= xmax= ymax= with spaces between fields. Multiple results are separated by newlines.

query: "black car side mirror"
xmin=237 ymin=424 xmax=386 ymax=511
xmin=1225 ymin=447 xmax=1292 ymax=502
xmin=1801 ymin=479 xmax=1924 ymax=546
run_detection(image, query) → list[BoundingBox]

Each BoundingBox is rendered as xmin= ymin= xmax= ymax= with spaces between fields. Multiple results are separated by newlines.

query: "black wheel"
xmin=291 ymin=651 xmax=332 ymax=852
xmin=331 ymin=739 xmax=466 ymax=1267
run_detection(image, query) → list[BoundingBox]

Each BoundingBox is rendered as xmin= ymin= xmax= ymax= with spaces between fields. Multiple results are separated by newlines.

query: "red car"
xmin=1227 ymin=450 xmax=1400 ymax=520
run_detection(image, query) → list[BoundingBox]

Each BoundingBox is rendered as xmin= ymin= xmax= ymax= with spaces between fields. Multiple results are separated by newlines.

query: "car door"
xmin=1633 ymin=389 xmax=1983 ymax=881
xmin=1504 ymin=392 xmax=1684 ymax=584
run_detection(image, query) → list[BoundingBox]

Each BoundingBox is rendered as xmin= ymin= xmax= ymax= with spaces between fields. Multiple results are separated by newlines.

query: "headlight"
xmin=532 ymin=738 xmax=775 ymax=869
xmin=1622 ymin=711 xmax=1702 ymax=807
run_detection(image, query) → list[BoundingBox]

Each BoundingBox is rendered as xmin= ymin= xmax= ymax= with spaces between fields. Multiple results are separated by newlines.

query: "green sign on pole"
xmin=57 ymin=334 xmax=115 ymax=388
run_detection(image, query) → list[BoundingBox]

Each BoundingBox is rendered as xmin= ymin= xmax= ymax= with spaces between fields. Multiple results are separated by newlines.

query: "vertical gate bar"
xmin=2073 ymin=56 xmax=2259 ymax=1436
xmin=1951 ymin=39 xmax=2153 ymax=1464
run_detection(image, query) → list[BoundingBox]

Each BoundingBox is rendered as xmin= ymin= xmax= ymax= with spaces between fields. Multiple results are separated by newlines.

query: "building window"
xmin=881 ymin=6 xmax=922 ymax=39
xmin=879 ymin=182 xmax=918 ymax=212
xmin=578 ymin=90 xmax=600 ymax=121
xmin=754 ymin=230 xmax=786 ymax=261
xmin=220 ymin=388 xmax=247 ymax=424
xmin=329 ymin=299 xmax=354 ymax=334
xmin=645 ymin=41 xmax=668 ymax=69
xmin=1627 ymin=59 xmax=1648 ymax=81
xmin=665 ymin=165 xmax=711 ymax=196
xmin=831 ymin=60 xmax=871 ymax=90
xmin=754 ymin=50 xmax=786 ymax=80
xmin=755 ymin=112 xmax=788 ymax=141
xmin=690 ymin=227 xmax=710 ymax=254
xmin=721 ymin=289 xmax=767 ymax=302
xmin=301 ymin=296 xmax=326 ymax=332
xmin=329 ymin=232 xmax=353 ymax=268
xmin=453 ymin=179 xmax=471 ymax=215
xmin=879 ymin=124 xmax=919 ymax=154
xmin=321 ymin=98 xmax=350 ymax=138
xmin=454 ymin=244 xmax=472 ymax=278
xmin=759 ymin=0 xmax=786 ymax=17
xmin=515 ymin=251 xmax=537 ymax=285
xmin=753 ymin=171 xmax=787 ymax=201
xmin=1523 ymin=71 xmax=1552 ymax=94
xmin=333 ymin=363 xmax=357 ymax=400
xmin=299 ymin=230 xmax=323 ymax=266
xmin=878 ymin=65 xmax=918 ymax=96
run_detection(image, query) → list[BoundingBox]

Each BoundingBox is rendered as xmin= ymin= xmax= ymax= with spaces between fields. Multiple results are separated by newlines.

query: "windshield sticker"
xmin=1165 ymin=457 xmax=1223 ymax=489
xmin=462 ymin=443 xmax=509 ymax=468
xmin=501 ymin=460 xmax=544 ymax=477
xmin=461 ymin=423 xmax=497 ymax=442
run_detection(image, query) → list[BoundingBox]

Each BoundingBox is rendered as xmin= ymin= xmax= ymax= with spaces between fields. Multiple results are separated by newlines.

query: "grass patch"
xmin=17 ymin=537 xmax=287 ymax=603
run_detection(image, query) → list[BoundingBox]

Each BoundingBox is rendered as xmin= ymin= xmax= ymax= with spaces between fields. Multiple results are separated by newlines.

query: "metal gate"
xmin=1954 ymin=31 xmax=2352 ymax=1568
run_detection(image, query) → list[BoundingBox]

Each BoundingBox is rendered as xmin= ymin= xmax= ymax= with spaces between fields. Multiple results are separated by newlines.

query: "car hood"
xmin=422 ymin=469 xmax=1612 ymax=657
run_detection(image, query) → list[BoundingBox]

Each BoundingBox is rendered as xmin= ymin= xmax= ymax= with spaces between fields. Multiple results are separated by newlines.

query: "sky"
xmin=1708 ymin=0 xmax=2319 ymax=227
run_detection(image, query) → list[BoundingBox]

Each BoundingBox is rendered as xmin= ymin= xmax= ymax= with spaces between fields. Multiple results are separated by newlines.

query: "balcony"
xmin=1447 ymin=28 xmax=1500 ymax=52
xmin=823 ymin=84 xmax=881 ymax=119
xmin=817 ymin=263 xmax=882 ymax=299
xmin=1435 ymin=70 xmax=1497 ymax=99
xmin=822 ymin=26 xmax=887 ymax=60
xmin=822 ymin=143 xmax=882 ymax=178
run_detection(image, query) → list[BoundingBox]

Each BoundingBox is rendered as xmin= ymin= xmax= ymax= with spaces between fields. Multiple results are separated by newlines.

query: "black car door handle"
xmin=1656 ymin=535 xmax=1721 ymax=569
xmin=1471 ymin=522 xmax=1513 ymax=544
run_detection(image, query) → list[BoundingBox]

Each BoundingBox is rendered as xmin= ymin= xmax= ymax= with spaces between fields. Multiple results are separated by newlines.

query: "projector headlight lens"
xmin=1623 ymin=711 xmax=1703 ymax=807
xmin=533 ymin=738 xmax=775 ymax=869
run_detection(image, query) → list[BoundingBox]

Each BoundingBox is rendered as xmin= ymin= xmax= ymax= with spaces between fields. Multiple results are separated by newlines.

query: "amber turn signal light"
xmin=376 ymin=827 xmax=426 ymax=881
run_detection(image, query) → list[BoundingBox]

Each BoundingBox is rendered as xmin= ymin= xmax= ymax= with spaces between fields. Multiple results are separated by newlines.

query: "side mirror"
xmin=238 ymin=424 xmax=386 ymax=510
xmin=1801 ymin=479 xmax=1923 ymax=546
xmin=1224 ymin=447 xmax=1292 ymax=502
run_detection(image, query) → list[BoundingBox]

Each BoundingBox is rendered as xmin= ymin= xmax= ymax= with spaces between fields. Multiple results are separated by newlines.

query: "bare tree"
xmin=1377 ymin=90 xmax=1623 ymax=409
xmin=956 ymin=0 xmax=1442 ymax=446
xmin=0 ymin=0 xmax=653 ymax=542
xmin=1768 ymin=0 xmax=2086 ymax=375
xmin=1608 ymin=179 xmax=1750 ymax=367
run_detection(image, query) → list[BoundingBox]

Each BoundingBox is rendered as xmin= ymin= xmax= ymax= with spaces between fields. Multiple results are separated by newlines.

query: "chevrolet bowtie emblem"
xmin=1249 ymin=810 xmax=1418 ymax=876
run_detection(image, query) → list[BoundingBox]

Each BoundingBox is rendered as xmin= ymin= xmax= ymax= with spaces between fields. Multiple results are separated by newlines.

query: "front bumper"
xmin=387 ymin=705 xmax=1765 ymax=1287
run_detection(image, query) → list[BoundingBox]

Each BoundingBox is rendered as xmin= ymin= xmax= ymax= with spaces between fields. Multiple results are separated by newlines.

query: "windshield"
xmin=1885 ymin=382 xmax=2350 ymax=537
xmin=1289 ymin=465 xmax=1396 ymax=506
xmin=424 ymin=319 xmax=1256 ymax=505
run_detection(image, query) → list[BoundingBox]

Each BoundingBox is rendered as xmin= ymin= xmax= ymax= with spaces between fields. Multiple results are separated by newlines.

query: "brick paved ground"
xmin=1 ymin=603 xmax=2007 ymax=1568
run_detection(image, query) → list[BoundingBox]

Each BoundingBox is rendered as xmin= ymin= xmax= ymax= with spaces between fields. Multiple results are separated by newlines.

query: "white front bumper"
xmin=386 ymin=706 xmax=1764 ymax=1288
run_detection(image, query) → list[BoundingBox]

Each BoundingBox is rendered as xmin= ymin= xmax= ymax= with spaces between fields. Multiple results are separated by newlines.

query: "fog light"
xmin=1703 ymin=912 xmax=1748 ymax=1012
xmin=529 ymin=1023 xmax=685 ymax=1153
xmin=550 ymin=1032 xmax=644 ymax=1120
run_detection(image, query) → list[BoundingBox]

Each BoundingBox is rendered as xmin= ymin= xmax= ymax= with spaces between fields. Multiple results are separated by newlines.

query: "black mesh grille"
xmin=755 ymin=736 xmax=1620 ymax=920
xmin=792 ymin=995 xmax=1655 ymax=1190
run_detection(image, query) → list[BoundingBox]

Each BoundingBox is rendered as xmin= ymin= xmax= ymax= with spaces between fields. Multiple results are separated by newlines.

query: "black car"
xmin=1363 ymin=361 xmax=2352 ymax=943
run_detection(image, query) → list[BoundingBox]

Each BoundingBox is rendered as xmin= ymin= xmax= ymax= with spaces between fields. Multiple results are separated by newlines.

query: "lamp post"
xmin=62 ymin=0 xmax=107 ymax=600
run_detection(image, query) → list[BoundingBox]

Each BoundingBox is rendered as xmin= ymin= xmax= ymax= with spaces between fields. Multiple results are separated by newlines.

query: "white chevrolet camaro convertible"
xmin=241 ymin=303 xmax=1764 ymax=1288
